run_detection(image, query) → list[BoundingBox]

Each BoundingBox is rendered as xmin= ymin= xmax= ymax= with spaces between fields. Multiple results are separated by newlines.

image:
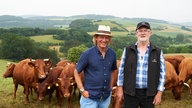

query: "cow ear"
xmin=28 ymin=62 xmax=35 ymax=67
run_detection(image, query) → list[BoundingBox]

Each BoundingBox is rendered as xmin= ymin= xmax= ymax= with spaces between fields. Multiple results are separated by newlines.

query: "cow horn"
xmin=112 ymin=86 xmax=117 ymax=90
xmin=184 ymin=83 xmax=191 ymax=94
xmin=31 ymin=59 xmax=36 ymax=61
xmin=184 ymin=83 xmax=190 ymax=88
xmin=44 ymin=59 xmax=50 ymax=61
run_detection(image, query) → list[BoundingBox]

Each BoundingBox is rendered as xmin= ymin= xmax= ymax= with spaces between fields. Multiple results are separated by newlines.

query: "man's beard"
xmin=139 ymin=38 xmax=148 ymax=43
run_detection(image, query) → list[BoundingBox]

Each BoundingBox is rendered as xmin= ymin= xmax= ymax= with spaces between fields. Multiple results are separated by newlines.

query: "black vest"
xmin=123 ymin=43 xmax=161 ymax=96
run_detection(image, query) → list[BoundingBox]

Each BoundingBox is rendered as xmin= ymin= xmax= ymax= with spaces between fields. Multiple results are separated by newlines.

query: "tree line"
xmin=0 ymin=19 xmax=192 ymax=64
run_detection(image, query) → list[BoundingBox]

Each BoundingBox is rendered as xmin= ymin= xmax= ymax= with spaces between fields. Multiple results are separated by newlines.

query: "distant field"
xmin=30 ymin=35 xmax=63 ymax=44
xmin=88 ymin=31 xmax=129 ymax=37
xmin=0 ymin=56 xmax=192 ymax=108
xmin=164 ymin=53 xmax=192 ymax=58
xmin=94 ymin=20 xmax=192 ymax=38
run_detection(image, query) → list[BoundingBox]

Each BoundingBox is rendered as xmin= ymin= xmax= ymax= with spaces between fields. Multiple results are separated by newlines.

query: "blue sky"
xmin=0 ymin=0 xmax=192 ymax=23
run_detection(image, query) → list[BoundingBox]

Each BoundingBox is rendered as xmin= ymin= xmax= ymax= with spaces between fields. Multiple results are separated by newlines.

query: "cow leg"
xmin=56 ymin=89 xmax=62 ymax=108
xmin=73 ymin=84 xmax=77 ymax=96
xmin=67 ymin=96 xmax=71 ymax=108
xmin=189 ymin=79 xmax=192 ymax=94
xmin=30 ymin=87 xmax=33 ymax=96
xmin=48 ymin=93 xmax=52 ymax=103
xmin=24 ymin=84 xmax=30 ymax=104
xmin=13 ymin=82 xmax=18 ymax=99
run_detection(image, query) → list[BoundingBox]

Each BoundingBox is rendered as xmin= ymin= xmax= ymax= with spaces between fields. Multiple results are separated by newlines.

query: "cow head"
xmin=36 ymin=82 xmax=53 ymax=101
xmin=44 ymin=59 xmax=53 ymax=75
xmin=54 ymin=77 xmax=74 ymax=98
xmin=3 ymin=63 xmax=15 ymax=78
xmin=28 ymin=59 xmax=47 ymax=79
xmin=172 ymin=84 xmax=182 ymax=100
xmin=172 ymin=81 xmax=191 ymax=100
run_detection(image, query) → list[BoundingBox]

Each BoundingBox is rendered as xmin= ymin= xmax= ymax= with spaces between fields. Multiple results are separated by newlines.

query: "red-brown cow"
xmin=55 ymin=77 xmax=74 ymax=108
xmin=3 ymin=63 xmax=15 ymax=78
xmin=178 ymin=57 xmax=192 ymax=94
xmin=56 ymin=59 xmax=71 ymax=67
xmin=37 ymin=66 xmax=64 ymax=102
xmin=110 ymin=59 xmax=124 ymax=108
xmin=55 ymin=62 xmax=76 ymax=108
xmin=12 ymin=58 xmax=49 ymax=103
xmin=164 ymin=61 xmax=183 ymax=100
xmin=165 ymin=55 xmax=185 ymax=75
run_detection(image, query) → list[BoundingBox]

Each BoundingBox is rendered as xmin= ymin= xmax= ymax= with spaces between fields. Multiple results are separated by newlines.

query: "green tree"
xmin=69 ymin=19 xmax=98 ymax=32
xmin=0 ymin=33 xmax=60 ymax=63
xmin=0 ymin=33 xmax=35 ymax=60
xmin=175 ymin=34 xmax=184 ymax=43
xmin=116 ymin=49 xmax=123 ymax=60
xmin=67 ymin=44 xmax=87 ymax=62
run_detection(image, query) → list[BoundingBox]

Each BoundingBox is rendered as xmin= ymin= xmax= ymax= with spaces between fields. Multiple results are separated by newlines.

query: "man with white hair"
xmin=116 ymin=21 xmax=166 ymax=108
xmin=74 ymin=25 xmax=117 ymax=108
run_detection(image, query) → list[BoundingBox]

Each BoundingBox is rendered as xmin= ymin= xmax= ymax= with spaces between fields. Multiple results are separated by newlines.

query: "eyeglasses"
xmin=98 ymin=35 xmax=110 ymax=40
xmin=137 ymin=30 xmax=151 ymax=33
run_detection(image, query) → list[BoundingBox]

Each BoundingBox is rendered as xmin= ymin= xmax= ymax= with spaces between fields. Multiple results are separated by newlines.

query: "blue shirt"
xmin=76 ymin=46 xmax=117 ymax=100
xmin=117 ymin=43 xmax=166 ymax=92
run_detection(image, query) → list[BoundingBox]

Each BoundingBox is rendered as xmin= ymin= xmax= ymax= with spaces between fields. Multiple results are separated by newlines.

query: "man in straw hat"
xmin=116 ymin=21 xmax=166 ymax=108
xmin=74 ymin=25 xmax=117 ymax=108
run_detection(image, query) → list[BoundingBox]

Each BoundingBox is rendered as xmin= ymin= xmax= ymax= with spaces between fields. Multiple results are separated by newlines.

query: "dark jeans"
xmin=123 ymin=89 xmax=154 ymax=108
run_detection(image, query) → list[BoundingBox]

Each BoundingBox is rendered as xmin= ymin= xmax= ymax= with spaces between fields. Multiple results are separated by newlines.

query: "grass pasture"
xmin=0 ymin=54 xmax=192 ymax=108
xmin=30 ymin=35 xmax=63 ymax=44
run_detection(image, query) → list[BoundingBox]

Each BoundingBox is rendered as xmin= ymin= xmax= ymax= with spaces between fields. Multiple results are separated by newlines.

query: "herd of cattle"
xmin=2 ymin=55 xmax=192 ymax=108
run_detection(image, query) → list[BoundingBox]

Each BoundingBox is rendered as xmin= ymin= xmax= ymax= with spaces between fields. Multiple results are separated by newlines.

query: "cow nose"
xmin=63 ymin=93 xmax=70 ymax=97
xmin=38 ymin=96 xmax=44 ymax=101
xmin=39 ymin=75 xmax=46 ymax=79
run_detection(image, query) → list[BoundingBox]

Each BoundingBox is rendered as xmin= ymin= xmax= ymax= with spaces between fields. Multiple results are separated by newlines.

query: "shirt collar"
xmin=94 ymin=45 xmax=109 ymax=54
xmin=135 ymin=42 xmax=150 ymax=48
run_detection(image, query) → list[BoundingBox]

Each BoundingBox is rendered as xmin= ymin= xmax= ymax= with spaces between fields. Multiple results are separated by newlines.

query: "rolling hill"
xmin=0 ymin=14 xmax=192 ymax=38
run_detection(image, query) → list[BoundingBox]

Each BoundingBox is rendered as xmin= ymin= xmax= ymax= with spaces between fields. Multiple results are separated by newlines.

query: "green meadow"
xmin=30 ymin=35 xmax=63 ymax=44
xmin=0 ymin=55 xmax=192 ymax=108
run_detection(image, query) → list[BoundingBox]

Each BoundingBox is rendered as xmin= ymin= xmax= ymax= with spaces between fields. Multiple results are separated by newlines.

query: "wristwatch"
xmin=80 ymin=88 xmax=85 ymax=93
